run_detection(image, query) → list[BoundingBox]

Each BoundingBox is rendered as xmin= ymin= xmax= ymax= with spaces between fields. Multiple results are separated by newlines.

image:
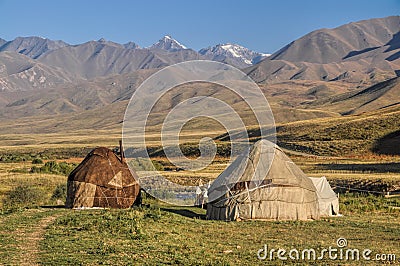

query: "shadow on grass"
xmin=317 ymin=162 xmax=400 ymax=173
xmin=161 ymin=208 xmax=206 ymax=219
xmin=41 ymin=205 xmax=67 ymax=209
xmin=373 ymin=130 xmax=400 ymax=156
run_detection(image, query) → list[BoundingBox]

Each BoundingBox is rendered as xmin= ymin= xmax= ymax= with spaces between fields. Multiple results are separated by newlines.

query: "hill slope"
xmin=0 ymin=52 xmax=73 ymax=92
xmin=247 ymin=16 xmax=400 ymax=84
xmin=307 ymin=77 xmax=400 ymax=114
xmin=0 ymin=69 xmax=156 ymax=118
xmin=269 ymin=16 xmax=400 ymax=63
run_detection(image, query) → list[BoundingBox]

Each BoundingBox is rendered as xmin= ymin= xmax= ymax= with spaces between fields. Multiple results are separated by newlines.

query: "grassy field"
xmin=273 ymin=105 xmax=400 ymax=157
xmin=0 ymin=104 xmax=399 ymax=265
xmin=0 ymin=196 xmax=398 ymax=265
xmin=0 ymin=162 xmax=66 ymax=205
xmin=0 ymin=102 xmax=399 ymax=162
xmin=0 ymin=156 xmax=399 ymax=265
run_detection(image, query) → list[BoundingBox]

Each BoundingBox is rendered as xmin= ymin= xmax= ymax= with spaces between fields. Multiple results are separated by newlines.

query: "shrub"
xmin=0 ymin=153 xmax=44 ymax=163
xmin=51 ymin=183 xmax=67 ymax=202
xmin=0 ymin=154 xmax=25 ymax=162
xmin=30 ymin=161 xmax=76 ymax=175
xmin=128 ymin=158 xmax=164 ymax=171
xmin=2 ymin=185 xmax=45 ymax=209
xmin=152 ymin=160 xmax=164 ymax=171
xmin=32 ymin=158 xmax=43 ymax=164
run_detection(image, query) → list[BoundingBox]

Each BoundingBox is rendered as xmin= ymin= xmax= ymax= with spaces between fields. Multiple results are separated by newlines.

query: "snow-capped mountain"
xmin=149 ymin=35 xmax=188 ymax=51
xmin=0 ymin=36 xmax=68 ymax=59
xmin=199 ymin=43 xmax=270 ymax=68
xmin=0 ymin=35 xmax=272 ymax=89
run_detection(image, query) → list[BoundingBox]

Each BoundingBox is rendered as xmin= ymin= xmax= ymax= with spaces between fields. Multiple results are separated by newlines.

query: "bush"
xmin=0 ymin=153 xmax=44 ymax=163
xmin=30 ymin=161 xmax=76 ymax=175
xmin=51 ymin=183 xmax=67 ymax=202
xmin=2 ymin=185 xmax=45 ymax=209
xmin=128 ymin=158 xmax=164 ymax=171
xmin=152 ymin=160 xmax=164 ymax=171
xmin=0 ymin=154 xmax=27 ymax=162
xmin=32 ymin=158 xmax=43 ymax=164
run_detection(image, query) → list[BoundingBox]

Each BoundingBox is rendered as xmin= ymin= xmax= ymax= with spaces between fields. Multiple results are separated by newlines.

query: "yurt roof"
xmin=208 ymin=140 xmax=316 ymax=201
xmin=68 ymin=147 xmax=138 ymax=189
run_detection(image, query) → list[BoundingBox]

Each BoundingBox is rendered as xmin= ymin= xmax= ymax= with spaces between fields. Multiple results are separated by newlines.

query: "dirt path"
xmin=18 ymin=213 xmax=61 ymax=266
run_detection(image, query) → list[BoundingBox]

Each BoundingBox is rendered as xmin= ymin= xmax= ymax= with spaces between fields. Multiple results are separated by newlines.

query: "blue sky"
xmin=0 ymin=0 xmax=399 ymax=53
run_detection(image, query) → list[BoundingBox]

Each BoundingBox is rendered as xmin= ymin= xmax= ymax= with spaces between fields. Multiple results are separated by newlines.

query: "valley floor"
xmin=0 ymin=107 xmax=399 ymax=265
xmin=0 ymin=158 xmax=399 ymax=265
xmin=0 ymin=197 xmax=399 ymax=265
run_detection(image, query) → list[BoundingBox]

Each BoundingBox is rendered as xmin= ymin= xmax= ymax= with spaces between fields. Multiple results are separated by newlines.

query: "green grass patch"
xmin=36 ymin=195 xmax=400 ymax=265
xmin=2 ymin=185 xmax=46 ymax=210
xmin=30 ymin=161 xmax=77 ymax=176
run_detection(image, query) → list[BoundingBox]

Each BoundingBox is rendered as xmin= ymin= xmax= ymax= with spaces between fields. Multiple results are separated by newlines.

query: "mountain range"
xmin=0 ymin=34 xmax=268 ymax=84
xmin=0 ymin=15 xmax=399 ymax=136
xmin=0 ymin=36 xmax=68 ymax=59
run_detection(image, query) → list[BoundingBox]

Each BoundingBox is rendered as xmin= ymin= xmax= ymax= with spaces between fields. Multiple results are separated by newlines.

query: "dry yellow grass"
xmin=0 ymin=162 xmax=66 ymax=207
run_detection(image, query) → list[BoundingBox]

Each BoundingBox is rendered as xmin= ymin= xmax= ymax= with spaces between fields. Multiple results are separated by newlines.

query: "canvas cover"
xmin=207 ymin=140 xmax=320 ymax=221
xmin=308 ymin=176 xmax=339 ymax=216
xmin=66 ymin=147 xmax=140 ymax=209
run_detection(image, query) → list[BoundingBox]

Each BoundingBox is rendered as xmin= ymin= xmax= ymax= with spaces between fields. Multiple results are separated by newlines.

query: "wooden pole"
xmin=119 ymin=140 xmax=126 ymax=163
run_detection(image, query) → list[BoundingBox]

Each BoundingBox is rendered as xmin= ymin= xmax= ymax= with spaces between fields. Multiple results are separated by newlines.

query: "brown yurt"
xmin=66 ymin=146 xmax=140 ymax=209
